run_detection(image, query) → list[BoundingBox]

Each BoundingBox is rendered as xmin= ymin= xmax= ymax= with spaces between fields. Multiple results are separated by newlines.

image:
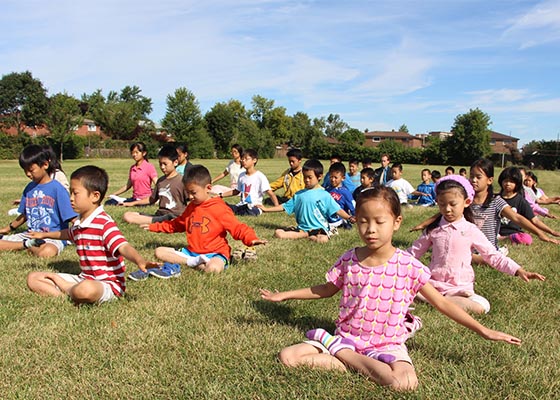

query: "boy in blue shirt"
xmin=259 ymin=159 xmax=354 ymax=243
xmin=322 ymin=155 xmax=356 ymax=193
xmin=411 ymin=169 xmax=436 ymax=206
xmin=326 ymin=162 xmax=355 ymax=230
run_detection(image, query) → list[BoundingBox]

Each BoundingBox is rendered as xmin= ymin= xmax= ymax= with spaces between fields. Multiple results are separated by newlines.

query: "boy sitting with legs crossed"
xmin=26 ymin=166 xmax=158 ymax=305
xmin=136 ymin=165 xmax=267 ymax=279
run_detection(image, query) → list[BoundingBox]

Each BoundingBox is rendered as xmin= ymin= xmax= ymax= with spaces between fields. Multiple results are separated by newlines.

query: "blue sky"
xmin=2 ymin=0 xmax=560 ymax=145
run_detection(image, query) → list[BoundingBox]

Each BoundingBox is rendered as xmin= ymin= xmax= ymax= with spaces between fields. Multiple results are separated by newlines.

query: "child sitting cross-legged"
xmin=26 ymin=166 xmax=158 ymax=305
xmin=258 ymin=159 xmax=354 ymax=243
xmin=132 ymin=165 xmax=267 ymax=280
xmin=352 ymin=167 xmax=375 ymax=201
xmin=325 ymin=162 xmax=355 ymax=230
xmin=260 ymin=186 xmax=522 ymax=391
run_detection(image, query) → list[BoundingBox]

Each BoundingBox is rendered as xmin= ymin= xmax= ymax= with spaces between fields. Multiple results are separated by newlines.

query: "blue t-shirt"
xmin=327 ymin=186 xmax=355 ymax=223
xmin=322 ymin=173 xmax=356 ymax=193
xmin=282 ymin=188 xmax=341 ymax=232
xmin=348 ymin=173 xmax=361 ymax=188
xmin=18 ymin=180 xmax=77 ymax=232
xmin=412 ymin=182 xmax=436 ymax=205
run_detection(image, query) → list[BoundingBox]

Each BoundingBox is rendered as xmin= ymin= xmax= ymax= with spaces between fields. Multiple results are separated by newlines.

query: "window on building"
xmin=490 ymin=140 xmax=496 ymax=145
xmin=87 ymin=124 xmax=96 ymax=132
xmin=372 ymin=137 xmax=380 ymax=142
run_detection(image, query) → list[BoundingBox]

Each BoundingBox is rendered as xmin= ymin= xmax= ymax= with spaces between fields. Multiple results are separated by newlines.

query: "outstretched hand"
xmin=516 ymin=269 xmax=546 ymax=282
xmin=409 ymin=224 xmax=424 ymax=232
xmin=25 ymin=231 xmax=45 ymax=239
xmin=251 ymin=239 xmax=268 ymax=246
xmin=260 ymin=288 xmax=284 ymax=302
xmin=140 ymin=224 xmax=150 ymax=230
xmin=481 ymin=328 xmax=522 ymax=346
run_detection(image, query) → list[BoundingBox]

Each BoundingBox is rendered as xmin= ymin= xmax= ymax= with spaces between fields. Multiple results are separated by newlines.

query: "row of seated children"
xmin=7 ymin=148 xmax=554 ymax=391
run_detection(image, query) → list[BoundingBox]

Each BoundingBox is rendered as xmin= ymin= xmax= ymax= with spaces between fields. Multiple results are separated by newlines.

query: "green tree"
xmin=162 ymin=87 xmax=214 ymax=158
xmin=422 ymin=136 xmax=447 ymax=164
xmin=249 ymin=95 xmax=274 ymax=129
xmin=446 ymin=108 xmax=492 ymax=165
xmin=289 ymin=112 xmax=323 ymax=154
xmin=338 ymin=128 xmax=365 ymax=146
xmin=0 ymin=71 xmax=49 ymax=132
xmin=205 ymin=100 xmax=248 ymax=157
xmin=398 ymin=124 xmax=409 ymax=133
xmin=45 ymin=93 xmax=83 ymax=160
xmin=522 ymin=139 xmax=560 ymax=170
xmin=324 ymin=113 xmax=349 ymax=139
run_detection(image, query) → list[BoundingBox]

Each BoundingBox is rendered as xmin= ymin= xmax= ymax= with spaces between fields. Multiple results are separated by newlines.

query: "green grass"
xmin=0 ymin=158 xmax=559 ymax=399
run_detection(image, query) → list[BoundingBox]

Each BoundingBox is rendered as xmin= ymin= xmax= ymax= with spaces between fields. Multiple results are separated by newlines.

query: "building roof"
xmin=364 ymin=130 xmax=418 ymax=139
xmin=490 ymin=130 xmax=519 ymax=141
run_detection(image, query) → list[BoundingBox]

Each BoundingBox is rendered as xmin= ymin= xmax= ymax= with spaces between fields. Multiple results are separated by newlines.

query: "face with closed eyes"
xmin=356 ymin=198 xmax=402 ymax=252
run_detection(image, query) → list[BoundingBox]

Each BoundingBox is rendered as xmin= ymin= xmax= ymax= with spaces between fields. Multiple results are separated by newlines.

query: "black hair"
xmin=286 ymin=148 xmax=303 ymax=160
xmin=525 ymin=171 xmax=539 ymax=194
xmin=231 ymin=143 xmax=243 ymax=155
xmin=470 ymin=158 xmax=495 ymax=207
xmin=349 ymin=159 xmax=359 ymax=166
xmin=459 ymin=167 xmax=467 ymax=175
xmin=71 ymin=165 xmax=109 ymax=204
xmin=362 ymin=157 xmax=373 ymax=166
xmin=355 ymin=186 xmax=401 ymax=219
xmin=158 ymin=144 xmax=179 ymax=162
xmin=498 ymin=166 xmax=523 ymax=195
xmin=242 ymin=148 xmax=259 ymax=164
xmin=42 ymin=145 xmax=63 ymax=173
xmin=431 ymin=170 xmax=441 ymax=180
xmin=130 ymin=142 xmax=149 ymax=160
xmin=19 ymin=144 xmax=55 ymax=176
xmin=391 ymin=163 xmax=403 ymax=172
xmin=183 ymin=165 xmax=211 ymax=186
xmin=302 ymin=159 xmax=323 ymax=179
xmin=361 ymin=167 xmax=375 ymax=180
xmin=426 ymin=178 xmax=474 ymax=233
xmin=330 ymin=154 xmax=342 ymax=162
xmin=329 ymin=162 xmax=346 ymax=175
xmin=175 ymin=142 xmax=189 ymax=160
xmin=445 ymin=166 xmax=455 ymax=174
xmin=421 ymin=168 xmax=431 ymax=175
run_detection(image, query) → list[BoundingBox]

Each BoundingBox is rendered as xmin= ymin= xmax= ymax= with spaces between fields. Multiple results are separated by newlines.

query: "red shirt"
xmin=148 ymin=197 xmax=258 ymax=259
xmin=69 ymin=207 xmax=128 ymax=296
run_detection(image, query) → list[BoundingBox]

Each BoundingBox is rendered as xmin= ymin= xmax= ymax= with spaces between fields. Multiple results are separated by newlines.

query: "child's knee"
xmin=33 ymin=244 xmax=58 ymax=258
xmin=274 ymin=229 xmax=285 ymax=239
xmin=154 ymin=247 xmax=171 ymax=260
xmin=278 ymin=347 xmax=298 ymax=367
xmin=202 ymin=258 xmax=225 ymax=273
xmin=70 ymin=281 xmax=101 ymax=303
xmin=123 ymin=212 xmax=134 ymax=223
xmin=26 ymin=271 xmax=42 ymax=290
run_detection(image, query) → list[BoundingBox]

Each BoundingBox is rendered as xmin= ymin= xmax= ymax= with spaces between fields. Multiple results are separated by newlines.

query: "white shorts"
xmin=468 ymin=293 xmax=491 ymax=313
xmin=2 ymin=232 xmax=66 ymax=255
xmin=57 ymin=273 xmax=117 ymax=304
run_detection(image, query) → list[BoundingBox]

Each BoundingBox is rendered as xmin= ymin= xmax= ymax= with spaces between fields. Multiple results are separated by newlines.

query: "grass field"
xmin=0 ymin=158 xmax=559 ymax=399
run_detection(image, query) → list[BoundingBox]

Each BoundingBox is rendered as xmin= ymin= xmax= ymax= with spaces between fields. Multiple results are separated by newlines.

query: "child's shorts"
xmin=174 ymin=248 xmax=229 ymax=269
xmin=304 ymin=340 xmax=413 ymax=365
xmin=139 ymin=212 xmax=177 ymax=223
xmin=56 ymin=273 xmax=118 ymax=304
xmin=2 ymin=233 xmax=66 ymax=255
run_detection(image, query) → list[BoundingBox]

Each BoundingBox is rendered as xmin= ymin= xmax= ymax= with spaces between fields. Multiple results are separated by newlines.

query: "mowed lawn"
xmin=0 ymin=157 xmax=558 ymax=399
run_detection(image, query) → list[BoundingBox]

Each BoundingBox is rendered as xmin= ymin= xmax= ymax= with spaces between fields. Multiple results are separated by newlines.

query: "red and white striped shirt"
xmin=69 ymin=206 xmax=128 ymax=296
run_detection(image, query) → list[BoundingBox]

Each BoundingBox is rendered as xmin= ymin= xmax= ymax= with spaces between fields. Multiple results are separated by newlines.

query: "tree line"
xmin=0 ymin=71 xmax=556 ymax=169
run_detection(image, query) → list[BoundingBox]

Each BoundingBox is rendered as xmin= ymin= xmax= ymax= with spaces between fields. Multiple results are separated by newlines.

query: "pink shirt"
xmin=407 ymin=217 xmax=520 ymax=297
xmin=327 ymin=248 xmax=430 ymax=352
xmin=129 ymin=159 xmax=157 ymax=200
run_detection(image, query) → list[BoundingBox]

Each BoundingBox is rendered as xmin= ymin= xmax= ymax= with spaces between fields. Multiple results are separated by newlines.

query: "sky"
xmin=2 ymin=0 xmax=560 ymax=146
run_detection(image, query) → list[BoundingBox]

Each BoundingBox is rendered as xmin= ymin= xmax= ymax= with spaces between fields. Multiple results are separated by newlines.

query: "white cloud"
xmin=502 ymin=0 xmax=560 ymax=48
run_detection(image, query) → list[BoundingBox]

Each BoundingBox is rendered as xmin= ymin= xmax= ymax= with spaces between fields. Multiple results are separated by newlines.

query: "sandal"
xmin=242 ymin=247 xmax=258 ymax=261
xmin=232 ymin=249 xmax=245 ymax=260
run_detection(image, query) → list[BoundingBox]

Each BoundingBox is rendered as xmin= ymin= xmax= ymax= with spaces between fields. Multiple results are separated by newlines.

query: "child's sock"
xmin=306 ymin=328 xmax=355 ymax=355
xmin=185 ymin=254 xmax=210 ymax=267
xmin=23 ymin=238 xmax=45 ymax=249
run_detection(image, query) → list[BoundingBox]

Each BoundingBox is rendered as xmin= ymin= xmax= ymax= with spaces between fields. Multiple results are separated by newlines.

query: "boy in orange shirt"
xmin=131 ymin=165 xmax=267 ymax=279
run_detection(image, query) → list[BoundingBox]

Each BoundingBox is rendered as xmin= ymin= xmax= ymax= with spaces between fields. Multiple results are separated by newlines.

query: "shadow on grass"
xmin=41 ymin=260 xmax=81 ymax=274
xmin=243 ymin=300 xmax=335 ymax=332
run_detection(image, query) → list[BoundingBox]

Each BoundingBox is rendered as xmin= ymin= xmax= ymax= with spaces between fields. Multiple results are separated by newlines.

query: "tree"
xmin=205 ymin=100 xmax=248 ymax=158
xmin=522 ymin=140 xmax=560 ymax=170
xmin=0 ymin=71 xmax=49 ymax=132
xmin=398 ymin=124 xmax=409 ymax=133
xmin=249 ymin=95 xmax=274 ymax=129
xmin=338 ymin=128 xmax=365 ymax=146
xmin=446 ymin=108 xmax=492 ymax=165
xmin=422 ymin=136 xmax=447 ymax=164
xmin=324 ymin=113 xmax=349 ymax=139
xmin=162 ymin=87 xmax=214 ymax=158
xmin=45 ymin=93 xmax=83 ymax=160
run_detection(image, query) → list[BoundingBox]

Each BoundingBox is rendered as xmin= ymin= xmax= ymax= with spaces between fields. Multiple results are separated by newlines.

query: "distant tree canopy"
xmin=446 ymin=108 xmax=492 ymax=165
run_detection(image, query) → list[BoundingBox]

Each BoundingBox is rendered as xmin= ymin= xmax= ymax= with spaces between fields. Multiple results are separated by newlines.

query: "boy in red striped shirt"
xmin=27 ymin=166 xmax=158 ymax=305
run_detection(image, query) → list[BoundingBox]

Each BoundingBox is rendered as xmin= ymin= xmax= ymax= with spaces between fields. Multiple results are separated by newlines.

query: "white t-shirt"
xmin=387 ymin=178 xmax=415 ymax=204
xmin=236 ymin=171 xmax=271 ymax=206
xmin=226 ymin=160 xmax=245 ymax=188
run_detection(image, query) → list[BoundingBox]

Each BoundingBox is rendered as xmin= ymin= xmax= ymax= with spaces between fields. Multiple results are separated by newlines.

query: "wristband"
xmin=9 ymin=222 xmax=16 ymax=231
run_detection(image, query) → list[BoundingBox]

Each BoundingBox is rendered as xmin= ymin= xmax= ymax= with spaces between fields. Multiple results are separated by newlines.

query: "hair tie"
xmin=436 ymin=174 xmax=475 ymax=202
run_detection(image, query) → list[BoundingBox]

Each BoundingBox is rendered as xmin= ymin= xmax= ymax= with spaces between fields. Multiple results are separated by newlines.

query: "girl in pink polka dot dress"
xmin=261 ymin=186 xmax=522 ymax=391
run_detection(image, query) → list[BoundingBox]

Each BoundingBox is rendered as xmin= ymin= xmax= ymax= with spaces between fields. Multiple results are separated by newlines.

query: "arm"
xmin=335 ymin=209 xmax=355 ymax=224
xmin=117 ymin=243 xmax=159 ymax=273
xmin=265 ymin=189 xmax=280 ymax=207
xmin=419 ymin=283 xmax=521 ymax=345
xmin=111 ymin=179 xmax=133 ymax=196
xmin=220 ymin=189 xmax=240 ymax=198
xmin=211 ymin=169 xmax=229 ymax=184
xmin=260 ymin=282 xmax=340 ymax=302
xmin=269 ymin=171 xmax=287 ymax=192
xmin=26 ymin=229 xmax=71 ymax=241
xmin=501 ymin=206 xmax=560 ymax=243
xmin=122 ymin=196 xmax=152 ymax=207
xmin=0 ymin=214 xmax=28 ymax=235
xmin=411 ymin=190 xmax=430 ymax=197
xmin=410 ymin=213 xmax=440 ymax=232
xmin=530 ymin=216 xmax=560 ymax=237
xmin=257 ymin=204 xmax=285 ymax=213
